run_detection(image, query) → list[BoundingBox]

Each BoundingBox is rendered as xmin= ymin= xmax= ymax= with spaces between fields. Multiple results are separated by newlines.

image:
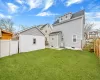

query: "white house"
xmin=49 ymin=10 xmax=85 ymax=50
xmin=38 ymin=24 xmax=53 ymax=46
xmin=18 ymin=27 xmax=45 ymax=53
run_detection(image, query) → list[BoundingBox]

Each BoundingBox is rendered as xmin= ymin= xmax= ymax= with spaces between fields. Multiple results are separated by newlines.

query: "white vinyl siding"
xmin=19 ymin=35 xmax=45 ymax=53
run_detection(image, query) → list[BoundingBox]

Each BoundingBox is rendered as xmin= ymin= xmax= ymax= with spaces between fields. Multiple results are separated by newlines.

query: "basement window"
xmin=33 ymin=38 xmax=36 ymax=44
xmin=73 ymin=35 xmax=77 ymax=42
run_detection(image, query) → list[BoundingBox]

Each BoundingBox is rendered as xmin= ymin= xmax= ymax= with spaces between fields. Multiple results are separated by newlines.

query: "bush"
xmin=83 ymin=39 xmax=95 ymax=52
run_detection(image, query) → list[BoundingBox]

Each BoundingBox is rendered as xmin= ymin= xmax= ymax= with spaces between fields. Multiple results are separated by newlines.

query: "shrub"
xmin=83 ymin=39 xmax=95 ymax=52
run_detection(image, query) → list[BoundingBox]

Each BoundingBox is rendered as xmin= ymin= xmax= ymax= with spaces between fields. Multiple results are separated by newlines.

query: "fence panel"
xmin=94 ymin=39 xmax=100 ymax=57
xmin=0 ymin=40 xmax=18 ymax=58
xmin=10 ymin=41 xmax=18 ymax=55
xmin=0 ymin=40 xmax=10 ymax=57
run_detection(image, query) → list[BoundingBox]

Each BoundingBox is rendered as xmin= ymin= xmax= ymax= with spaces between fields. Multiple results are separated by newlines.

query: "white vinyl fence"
xmin=0 ymin=40 xmax=18 ymax=58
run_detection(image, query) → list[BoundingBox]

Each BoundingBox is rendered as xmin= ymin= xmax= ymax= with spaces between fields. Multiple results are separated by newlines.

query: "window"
xmin=33 ymin=38 xmax=36 ymax=44
xmin=61 ymin=37 xmax=63 ymax=41
xmin=45 ymin=30 xmax=47 ymax=33
xmin=73 ymin=35 xmax=77 ymax=42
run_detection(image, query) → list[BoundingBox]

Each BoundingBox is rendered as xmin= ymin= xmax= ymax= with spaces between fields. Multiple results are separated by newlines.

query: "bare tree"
xmin=84 ymin=22 xmax=95 ymax=39
xmin=18 ymin=25 xmax=36 ymax=32
xmin=18 ymin=25 xmax=28 ymax=31
xmin=0 ymin=18 xmax=15 ymax=32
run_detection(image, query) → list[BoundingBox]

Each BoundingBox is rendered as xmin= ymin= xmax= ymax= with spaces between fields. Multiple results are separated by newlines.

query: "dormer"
xmin=59 ymin=12 xmax=72 ymax=22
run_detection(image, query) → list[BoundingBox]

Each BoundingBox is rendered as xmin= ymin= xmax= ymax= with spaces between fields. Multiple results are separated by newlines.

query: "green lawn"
xmin=0 ymin=49 xmax=100 ymax=80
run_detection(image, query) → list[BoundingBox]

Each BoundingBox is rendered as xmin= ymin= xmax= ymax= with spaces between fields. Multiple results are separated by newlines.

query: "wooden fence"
xmin=94 ymin=38 xmax=100 ymax=57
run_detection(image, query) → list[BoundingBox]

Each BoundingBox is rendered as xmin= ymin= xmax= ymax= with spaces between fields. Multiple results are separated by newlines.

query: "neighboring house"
xmin=88 ymin=31 xmax=98 ymax=39
xmin=38 ymin=24 xmax=53 ymax=46
xmin=49 ymin=10 xmax=85 ymax=50
xmin=0 ymin=29 xmax=13 ymax=40
xmin=18 ymin=27 xmax=45 ymax=53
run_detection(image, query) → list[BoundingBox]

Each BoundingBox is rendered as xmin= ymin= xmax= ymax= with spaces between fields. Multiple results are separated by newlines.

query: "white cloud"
xmin=43 ymin=0 xmax=54 ymax=11
xmin=27 ymin=0 xmax=42 ymax=10
xmin=85 ymin=0 xmax=100 ymax=29
xmin=36 ymin=11 xmax=58 ymax=16
xmin=15 ymin=0 xmax=54 ymax=11
xmin=0 ymin=13 xmax=12 ymax=19
xmin=86 ymin=12 xmax=100 ymax=29
xmin=66 ymin=0 xmax=83 ymax=6
xmin=90 ymin=21 xmax=100 ymax=29
xmin=7 ymin=3 xmax=19 ymax=13
xmin=16 ymin=0 xmax=24 ymax=4
xmin=86 ymin=12 xmax=100 ymax=20
xmin=87 ymin=0 xmax=100 ymax=12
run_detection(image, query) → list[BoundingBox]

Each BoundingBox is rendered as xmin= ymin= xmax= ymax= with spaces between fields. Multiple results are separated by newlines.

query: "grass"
xmin=0 ymin=49 xmax=100 ymax=80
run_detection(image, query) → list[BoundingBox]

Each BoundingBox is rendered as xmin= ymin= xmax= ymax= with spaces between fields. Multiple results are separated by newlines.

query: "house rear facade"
xmin=49 ymin=10 xmax=85 ymax=50
xmin=39 ymin=24 xmax=53 ymax=46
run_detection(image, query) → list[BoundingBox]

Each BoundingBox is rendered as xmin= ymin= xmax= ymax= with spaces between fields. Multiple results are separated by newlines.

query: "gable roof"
xmin=18 ymin=27 xmax=45 ymax=36
xmin=0 ymin=29 xmax=13 ymax=37
xmin=71 ymin=10 xmax=85 ymax=19
xmin=53 ymin=10 xmax=85 ymax=25
xmin=40 ymin=24 xmax=48 ymax=29
xmin=2 ymin=30 xmax=13 ymax=34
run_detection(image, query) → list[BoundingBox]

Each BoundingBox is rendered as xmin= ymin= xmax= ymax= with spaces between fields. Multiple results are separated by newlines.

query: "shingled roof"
xmin=71 ymin=10 xmax=85 ymax=19
xmin=53 ymin=10 xmax=85 ymax=25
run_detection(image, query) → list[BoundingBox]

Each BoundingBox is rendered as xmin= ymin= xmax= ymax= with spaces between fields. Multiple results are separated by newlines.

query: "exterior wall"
xmin=0 ymin=40 xmax=18 ymax=58
xmin=49 ymin=34 xmax=59 ymax=48
xmin=19 ymin=35 xmax=45 ymax=52
xmin=40 ymin=24 xmax=53 ymax=45
xmin=53 ymin=17 xmax=84 ymax=50
xmin=49 ymin=33 xmax=64 ymax=48
xmin=0 ymin=32 xmax=12 ymax=40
